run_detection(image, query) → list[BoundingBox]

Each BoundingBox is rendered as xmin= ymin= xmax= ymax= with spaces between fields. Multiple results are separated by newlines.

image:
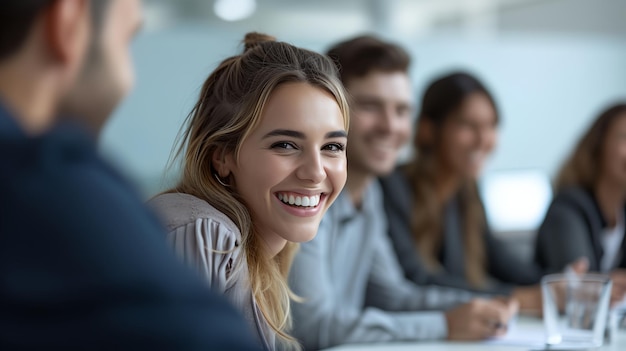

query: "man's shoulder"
xmin=0 ymin=125 xmax=154 ymax=233
xmin=1 ymin=122 xmax=101 ymax=182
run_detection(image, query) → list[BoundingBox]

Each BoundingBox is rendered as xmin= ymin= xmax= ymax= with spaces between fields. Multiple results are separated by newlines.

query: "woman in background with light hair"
xmin=535 ymin=103 xmax=626 ymax=301
xmin=150 ymin=32 xmax=350 ymax=351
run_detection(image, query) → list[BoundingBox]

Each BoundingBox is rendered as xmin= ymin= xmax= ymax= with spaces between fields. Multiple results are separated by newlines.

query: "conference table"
xmin=321 ymin=316 xmax=626 ymax=351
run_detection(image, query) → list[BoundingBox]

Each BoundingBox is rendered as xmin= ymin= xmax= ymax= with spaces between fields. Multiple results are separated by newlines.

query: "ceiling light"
xmin=214 ymin=0 xmax=257 ymax=21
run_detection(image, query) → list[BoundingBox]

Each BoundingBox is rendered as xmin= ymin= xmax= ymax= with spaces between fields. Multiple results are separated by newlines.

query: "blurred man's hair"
xmin=326 ymin=35 xmax=411 ymax=85
xmin=0 ymin=0 xmax=110 ymax=62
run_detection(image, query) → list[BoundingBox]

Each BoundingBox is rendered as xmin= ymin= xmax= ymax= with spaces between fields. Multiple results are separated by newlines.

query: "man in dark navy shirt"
xmin=0 ymin=1 xmax=260 ymax=350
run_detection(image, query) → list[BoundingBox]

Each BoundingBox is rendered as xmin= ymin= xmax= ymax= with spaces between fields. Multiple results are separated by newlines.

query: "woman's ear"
xmin=212 ymin=147 xmax=234 ymax=177
xmin=416 ymin=118 xmax=434 ymax=148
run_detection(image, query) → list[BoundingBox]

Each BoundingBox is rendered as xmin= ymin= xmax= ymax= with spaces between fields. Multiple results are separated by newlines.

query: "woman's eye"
xmin=323 ymin=143 xmax=345 ymax=152
xmin=271 ymin=142 xmax=297 ymax=150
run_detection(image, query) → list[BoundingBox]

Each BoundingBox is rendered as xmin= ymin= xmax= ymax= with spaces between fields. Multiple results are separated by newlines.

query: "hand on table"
xmin=567 ymin=257 xmax=589 ymax=275
xmin=444 ymin=297 xmax=519 ymax=341
xmin=511 ymin=286 xmax=541 ymax=314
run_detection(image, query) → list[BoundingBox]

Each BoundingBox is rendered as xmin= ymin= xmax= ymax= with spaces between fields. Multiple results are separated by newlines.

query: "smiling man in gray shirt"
xmin=288 ymin=35 xmax=518 ymax=350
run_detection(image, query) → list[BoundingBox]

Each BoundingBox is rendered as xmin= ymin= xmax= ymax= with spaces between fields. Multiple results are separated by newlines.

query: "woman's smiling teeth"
xmin=277 ymin=193 xmax=321 ymax=207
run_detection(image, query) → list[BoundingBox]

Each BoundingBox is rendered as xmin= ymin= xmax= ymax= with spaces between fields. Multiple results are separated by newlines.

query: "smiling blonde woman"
xmin=150 ymin=33 xmax=349 ymax=351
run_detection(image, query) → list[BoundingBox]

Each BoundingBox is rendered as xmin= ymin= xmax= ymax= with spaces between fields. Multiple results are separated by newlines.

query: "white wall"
xmin=405 ymin=36 xmax=626 ymax=175
xmin=499 ymin=0 xmax=626 ymax=37
xmin=100 ymin=25 xmax=626 ymax=197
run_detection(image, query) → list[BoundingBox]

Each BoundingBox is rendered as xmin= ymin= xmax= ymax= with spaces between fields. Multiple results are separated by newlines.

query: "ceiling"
xmin=142 ymin=0 xmax=626 ymax=41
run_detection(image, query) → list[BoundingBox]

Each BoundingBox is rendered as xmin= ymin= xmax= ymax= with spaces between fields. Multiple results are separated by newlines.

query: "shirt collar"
xmin=334 ymin=181 xmax=381 ymax=223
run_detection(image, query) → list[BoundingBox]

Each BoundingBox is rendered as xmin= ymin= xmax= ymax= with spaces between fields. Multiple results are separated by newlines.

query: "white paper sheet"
xmin=485 ymin=327 xmax=546 ymax=348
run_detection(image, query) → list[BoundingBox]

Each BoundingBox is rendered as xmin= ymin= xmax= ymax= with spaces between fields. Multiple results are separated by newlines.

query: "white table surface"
xmin=321 ymin=316 xmax=626 ymax=351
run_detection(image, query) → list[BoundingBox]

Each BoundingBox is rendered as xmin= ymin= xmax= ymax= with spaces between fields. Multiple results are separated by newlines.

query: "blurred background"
xmin=100 ymin=0 xmax=626 ymax=255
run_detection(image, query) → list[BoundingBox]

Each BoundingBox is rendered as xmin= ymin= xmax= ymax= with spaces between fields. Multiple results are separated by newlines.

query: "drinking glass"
xmin=541 ymin=273 xmax=612 ymax=349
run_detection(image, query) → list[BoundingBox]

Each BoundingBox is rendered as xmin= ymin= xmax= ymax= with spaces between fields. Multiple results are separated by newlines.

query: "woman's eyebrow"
xmin=262 ymin=129 xmax=305 ymax=139
xmin=262 ymin=129 xmax=347 ymax=139
xmin=326 ymin=130 xmax=347 ymax=138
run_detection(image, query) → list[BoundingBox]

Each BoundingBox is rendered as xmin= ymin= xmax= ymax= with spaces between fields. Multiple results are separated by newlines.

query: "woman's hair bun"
xmin=243 ymin=32 xmax=276 ymax=53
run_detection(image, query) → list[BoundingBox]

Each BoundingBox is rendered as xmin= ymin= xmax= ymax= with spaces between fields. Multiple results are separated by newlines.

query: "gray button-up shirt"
xmin=289 ymin=181 xmax=476 ymax=350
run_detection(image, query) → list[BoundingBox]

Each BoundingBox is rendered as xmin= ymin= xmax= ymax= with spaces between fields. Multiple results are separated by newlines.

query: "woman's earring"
xmin=213 ymin=173 xmax=231 ymax=187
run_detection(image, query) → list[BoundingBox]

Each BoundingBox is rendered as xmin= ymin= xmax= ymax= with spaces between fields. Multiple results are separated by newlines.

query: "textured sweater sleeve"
xmin=166 ymin=217 xmax=241 ymax=293
xmin=150 ymin=193 xmax=243 ymax=293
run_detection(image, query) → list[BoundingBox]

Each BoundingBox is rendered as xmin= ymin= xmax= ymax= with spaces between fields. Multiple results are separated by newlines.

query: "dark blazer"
xmin=0 ymin=104 xmax=261 ymax=351
xmin=534 ymin=187 xmax=626 ymax=273
xmin=380 ymin=168 xmax=543 ymax=295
